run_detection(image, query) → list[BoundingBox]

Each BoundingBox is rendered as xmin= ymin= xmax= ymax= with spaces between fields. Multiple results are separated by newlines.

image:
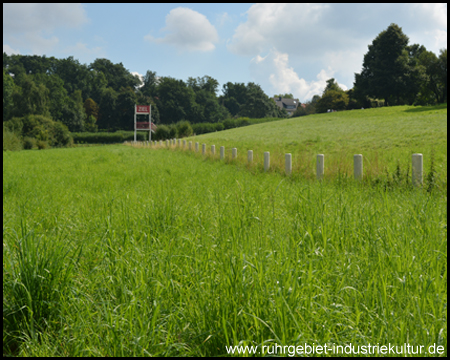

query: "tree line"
xmin=3 ymin=54 xmax=288 ymax=134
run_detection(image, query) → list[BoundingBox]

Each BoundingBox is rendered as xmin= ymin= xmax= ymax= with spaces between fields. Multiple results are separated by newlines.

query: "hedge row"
xmin=72 ymin=131 xmax=147 ymax=144
xmin=73 ymin=117 xmax=285 ymax=143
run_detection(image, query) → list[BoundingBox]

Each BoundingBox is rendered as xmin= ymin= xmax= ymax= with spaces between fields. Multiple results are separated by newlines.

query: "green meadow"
xmin=3 ymin=105 xmax=448 ymax=357
xmin=182 ymin=105 xmax=447 ymax=182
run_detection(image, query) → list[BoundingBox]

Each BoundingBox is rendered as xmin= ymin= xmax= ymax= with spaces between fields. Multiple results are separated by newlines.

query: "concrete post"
xmin=166 ymin=140 xmax=169 ymax=147
xmin=211 ymin=145 xmax=215 ymax=155
xmin=195 ymin=142 xmax=199 ymax=152
xmin=189 ymin=141 xmax=192 ymax=150
xmin=232 ymin=148 xmax=237 ymax=159
xmin=317 ymin=154 xmax=324 ymax=180
xmin=160 ymin=140 xmax=163 ymax=146
xmin=354 ymin=154 xmax=363 ymax=181
xmin=264 ymin=152 xmax=270 ymax=172
xmin=220 ymin=146 xmax=225 ymax=160
xmin=202 ymin=143 xmax=206 ymax=155
xmin=285 ymin=153 xmax=292 ymax=176
xmin=248 ymin=150 xmax=253 ymax=163
xmin=412 ymin=153 xmax=423 ymax=187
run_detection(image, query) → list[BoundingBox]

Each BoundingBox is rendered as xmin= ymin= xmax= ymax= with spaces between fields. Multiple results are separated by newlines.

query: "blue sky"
xmin=3 ymin=3 xmax=447 ymax=101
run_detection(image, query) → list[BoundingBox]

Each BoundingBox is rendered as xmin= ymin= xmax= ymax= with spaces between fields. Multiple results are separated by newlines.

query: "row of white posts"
xmin=126 ymin=140 xmax=424 ymax=187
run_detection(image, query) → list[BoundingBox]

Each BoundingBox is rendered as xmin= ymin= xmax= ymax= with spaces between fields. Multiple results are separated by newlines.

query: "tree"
xmin=273 ymin=93 xmax=294 ymax=99
xmin=84 ymin=115 xmax=98 ymax=132
xmin=3 ymin=68 xmax=16 ymax=120
xmin=315 ymin=78 xmax=349 ymax=113
xmin=141 ymin=70 xmax=159 ymax=98
xmin=116 ymin=87 xmax=137 ymax=130
xmin=323 ymin=78 xmax=343 ymax=93
xmin=97 ymin=87 xmax=118 ymax=130
xmin=60 ymin=90 xmax=85 ymax=132
xmin=156 ymin=77 xmax=195 ymax=124
xmin=354 ymin=23 xmax=412 ymax=106
xmin=83 ymin=98 xmax=99 ymax=121
xmin=437 ymin=49 xmax=447 ymax=103
xmin=32 ymin=72 xmax=68 ymax=123
xmin=89 ymin=58 xmax=140 ymax=93
xmin=220 ymin=82 xmax=248 ymax=116
xmin=239 ymin=83 xmax=280 ymax=118
xmin=315 ymin=90 xmax=349 ymax=113
xmin=12 ymin=75 xmax=50 ymax=118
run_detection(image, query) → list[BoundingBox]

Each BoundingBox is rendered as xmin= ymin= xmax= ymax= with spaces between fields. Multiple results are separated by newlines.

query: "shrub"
xmin=154 ymin=125 xmax=171 ymax=140
xmin=3 ymin=115 xmax=73 ymax=149
xmin=3 ymin=127 xmax=22 ymax=151
xmin=36 ymin=140 xmax=48 ymax=150
xmin=3 ymin=117 xmax=23 ymax=135
xmin=176 ymin=121 xmax=193 ymax=138
xmin=51 ymin=121 xmax=73 ymax=147
xmin=23 ymin=137 xmax=36 ymax=150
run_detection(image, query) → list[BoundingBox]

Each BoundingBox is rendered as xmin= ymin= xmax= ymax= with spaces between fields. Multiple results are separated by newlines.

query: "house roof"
xmin=273 ymin=97 xmax=301 ymax=112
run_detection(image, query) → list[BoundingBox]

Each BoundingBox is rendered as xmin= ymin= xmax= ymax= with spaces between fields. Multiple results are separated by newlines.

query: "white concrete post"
xmin=232 ymin=148 xmax=237 ymax=159
xmin=160 ymin=140 xmax=163 ymax=146
xmin=220 ymin=146 xmax=225 ymax=160
xmin=166 ymin=140 xmax=169 ymax=147
xmin=211 ymin=145 xmax=215 ymax=155
xmin=189 ymin=141 xmax=192 ymax=150
xmin=412 ymin=153 xmax=423 ymax=187
xmin=317 ymin=154 xmax=324 ymax=180
xmin=248 ymin=150 xmax=253 ymax=163
xmin=285 ymin=153 xmax=292 ymax=176
xmin=183 ymin=140 xmax=186 ymax=148
xmin=264 ymin=152 xmax=270 ymax=172
xmin=202 ymin=143 xmax=206 ymax=155
xmin=195 ymin=142 xmax=199 ymax=152
xmin=178 ymin=139 xmax=181 ymax=146
xmin=354 ymin=154 xmax=363 ymax=180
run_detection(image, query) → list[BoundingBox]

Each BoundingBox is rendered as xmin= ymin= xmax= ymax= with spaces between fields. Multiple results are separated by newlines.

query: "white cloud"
xmin=251 ymin=49 xmax=348 ymax=102
xmin=145 ymin=7 xmax=218 ymax=52
xmin=3 ymin=3 xmax=87 ymax=35
xmin=3 ymin=44 xmax=20 ymax=55
xmin=216 ymin=12 xmax=232 ymax=27
xmin=232 ymin=3 xmax=447 ymax=99
xmin=229 ymin=3 xmax=447 ymax=58
xmin=3 ymin=3 xmax=88 ymax=55
xmin=63 ymin=42 xmax=105 ymax=59
xmin=131 ymin=71 xmax=144 ymax=87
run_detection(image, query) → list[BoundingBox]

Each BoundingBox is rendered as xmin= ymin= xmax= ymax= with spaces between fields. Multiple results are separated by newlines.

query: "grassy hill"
xmin=183 ymin=105 xmax=447 ymax=181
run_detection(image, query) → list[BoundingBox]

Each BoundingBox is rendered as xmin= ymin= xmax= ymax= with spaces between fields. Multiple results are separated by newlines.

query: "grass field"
xmin=3 ymin=131 xmax=447 ymax=356
xmin=177 ymin=105 xmax=447 ymax=183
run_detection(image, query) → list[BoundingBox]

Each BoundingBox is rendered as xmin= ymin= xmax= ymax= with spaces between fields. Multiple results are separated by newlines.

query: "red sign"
xmin=136 ymin=105 xmax=150 ymax=114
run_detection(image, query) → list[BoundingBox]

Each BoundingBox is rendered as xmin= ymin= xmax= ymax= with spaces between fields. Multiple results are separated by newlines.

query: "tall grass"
xmin=177 ymin=105 xmax=447 ymax=184
xmin=3 ymin=145 xmax=447 ymax=356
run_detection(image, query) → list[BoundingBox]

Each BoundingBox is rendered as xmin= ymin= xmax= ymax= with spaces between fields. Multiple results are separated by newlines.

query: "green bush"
xmin=3 ymin=115 xmax=73 ymax=149
xmin=51 ymin=121 xmax=73 ymax=147
xmin=23 ymin=137 xmax=36 ymax=150
xmin=154 ymin=125 xmax=171 ymax=140
xmin=176 ymin=121 xmax=193 ymax=138
xmin=3 ymin=127 xmax=22 ymax=151
xmin=36 ymin=140 xmax=48 ymax=150
xmin=3 ymin=117 xmax=23 ymax=135
xmin=72 ymin=131 xmax=147 ymax=144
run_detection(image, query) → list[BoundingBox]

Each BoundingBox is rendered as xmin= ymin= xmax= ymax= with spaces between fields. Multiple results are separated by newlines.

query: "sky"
xmin=3 ymin=3 xmax=447 ymax=102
